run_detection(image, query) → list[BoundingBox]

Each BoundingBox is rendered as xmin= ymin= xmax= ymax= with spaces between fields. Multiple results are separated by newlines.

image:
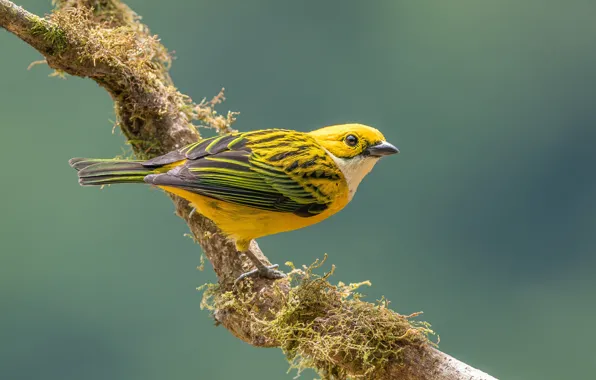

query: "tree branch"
xmin=0 ymin=1 xmax=496 ymax=378
xmin=0 ymin=0 xmax=52 ymax=51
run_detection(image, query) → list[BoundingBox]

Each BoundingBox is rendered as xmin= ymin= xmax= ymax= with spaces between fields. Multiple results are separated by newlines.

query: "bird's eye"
xmin=345 ymin=134 xmax=358 ymax=147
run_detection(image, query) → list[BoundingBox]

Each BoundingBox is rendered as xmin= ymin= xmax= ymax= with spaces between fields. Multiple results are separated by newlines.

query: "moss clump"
xmin=37 ymin=4 xmax=175 ymax=130
xmin=49 ymin=6 xmax=171 ymax=80
xmin=52 ymin=0 xmax=147 ymax=30
xmin=29 ymin=16 xmax=68 ymax=54
xmin=200 ymin=257 xmax=435 ymax=379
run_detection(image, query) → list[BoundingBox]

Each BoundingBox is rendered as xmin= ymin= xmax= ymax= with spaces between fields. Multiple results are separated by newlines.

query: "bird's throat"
xmin=324 ymin=151 xmax=380 ymax=201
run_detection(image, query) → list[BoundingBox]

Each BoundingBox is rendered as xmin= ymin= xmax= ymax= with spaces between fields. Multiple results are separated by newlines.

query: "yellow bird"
xmin=69 ymin=124 xmax=399 ymax=280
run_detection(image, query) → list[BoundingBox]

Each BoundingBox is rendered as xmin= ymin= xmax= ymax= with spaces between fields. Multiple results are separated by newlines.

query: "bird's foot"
xmin=234 ymin=264 xmax=286 ymax=285
xmin=188 ymin=207 xmax=196 ymax=218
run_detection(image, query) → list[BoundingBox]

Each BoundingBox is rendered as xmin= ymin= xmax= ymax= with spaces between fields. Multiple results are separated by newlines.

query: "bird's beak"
xmin=365 ymin=141 xmax=399 ymax=157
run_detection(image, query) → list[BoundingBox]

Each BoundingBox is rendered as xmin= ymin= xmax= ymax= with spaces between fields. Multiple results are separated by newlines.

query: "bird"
xmin=69 ymin=123 xmax=399 ymax=281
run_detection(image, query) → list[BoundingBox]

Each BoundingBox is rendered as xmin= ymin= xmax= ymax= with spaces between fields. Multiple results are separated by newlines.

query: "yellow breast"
xmin=159 ymin=185 xmax=349 ymax=250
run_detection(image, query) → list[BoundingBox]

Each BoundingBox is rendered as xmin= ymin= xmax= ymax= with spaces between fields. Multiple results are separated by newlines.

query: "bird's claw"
xmin=189 ymin=208 xmax=196 ymax=218
xmin=234 ymin=264 xmax=286 ymax=285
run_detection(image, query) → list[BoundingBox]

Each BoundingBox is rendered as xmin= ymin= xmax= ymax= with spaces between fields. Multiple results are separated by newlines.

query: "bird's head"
xmin=309 ymin=123 xmax=399 ymax=199
xmin=309 ymin=123 xmax=398 ymax=159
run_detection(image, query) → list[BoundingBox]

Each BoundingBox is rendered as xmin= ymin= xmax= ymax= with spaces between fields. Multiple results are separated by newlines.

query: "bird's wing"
xmin=143 ymin=131 xmax=343 ymax=217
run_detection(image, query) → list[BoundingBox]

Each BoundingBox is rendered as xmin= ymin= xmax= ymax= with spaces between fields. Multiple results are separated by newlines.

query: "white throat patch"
xmin=325 ymin=150 xmax=380 ymax=201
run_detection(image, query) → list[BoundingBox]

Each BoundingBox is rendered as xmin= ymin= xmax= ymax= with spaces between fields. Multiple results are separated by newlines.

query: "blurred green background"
xmin=1 ymin=0 xmax=595 ymax=379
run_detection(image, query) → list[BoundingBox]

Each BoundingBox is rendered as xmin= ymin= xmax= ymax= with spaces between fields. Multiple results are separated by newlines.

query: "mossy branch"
xmin=0 ymin=1 xmax=496 ymax=379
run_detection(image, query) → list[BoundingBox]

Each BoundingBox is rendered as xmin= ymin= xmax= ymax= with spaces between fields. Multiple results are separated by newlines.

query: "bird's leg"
xmin=235 ymin=248 xmax=286 ymax=284
xmin=188 ymin=207 xmax=196 ymax=219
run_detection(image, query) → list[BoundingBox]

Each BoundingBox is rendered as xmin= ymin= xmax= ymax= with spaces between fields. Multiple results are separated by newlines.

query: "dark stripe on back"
xmin=286 ymin=160 xmax=299 ymax=172
xmin=268 ymin=150 xmax=299 ymax=162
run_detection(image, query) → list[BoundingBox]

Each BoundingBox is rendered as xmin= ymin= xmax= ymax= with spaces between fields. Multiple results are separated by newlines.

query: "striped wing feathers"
xmin=144 ymin=131 xmax=343 ymax=217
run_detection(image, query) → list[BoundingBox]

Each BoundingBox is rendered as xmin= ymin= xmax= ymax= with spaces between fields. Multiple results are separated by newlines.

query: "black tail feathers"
xmin=69 ymin=158 xmax=153 ymax=186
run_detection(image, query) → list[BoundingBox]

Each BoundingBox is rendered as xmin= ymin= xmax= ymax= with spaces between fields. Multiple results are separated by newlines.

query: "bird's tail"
xmin=69 ymin=158 xmax=153 ymax=186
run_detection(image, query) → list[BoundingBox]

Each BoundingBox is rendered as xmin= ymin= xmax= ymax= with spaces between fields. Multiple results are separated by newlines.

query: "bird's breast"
xmin=159 ymin=184 xmax=349 ymax=242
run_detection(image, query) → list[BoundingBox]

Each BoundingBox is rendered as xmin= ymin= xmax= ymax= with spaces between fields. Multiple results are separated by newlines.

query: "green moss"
xmin=45 ymin=5 xmax=172 ymax=95
xmin=29 ymin=16 xmax=68 ymax=54
xmin=125 ymin=138 xmax=161 ymax=160
xmin=200 ymin=256 xmax=435 ymax=379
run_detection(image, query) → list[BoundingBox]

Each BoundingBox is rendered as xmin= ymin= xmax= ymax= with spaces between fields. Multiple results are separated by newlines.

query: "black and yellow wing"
xmin=143 ymin=131 xmax=342 ymax=217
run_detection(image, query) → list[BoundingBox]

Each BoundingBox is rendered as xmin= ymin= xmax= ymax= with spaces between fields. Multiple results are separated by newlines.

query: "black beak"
xmin=365 ymin=141 xmax=399 ymax=157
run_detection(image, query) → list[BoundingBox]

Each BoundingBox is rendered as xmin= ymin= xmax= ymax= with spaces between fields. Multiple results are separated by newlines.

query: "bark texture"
xmin=0 ymin=1 xmax=497 ymax=379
